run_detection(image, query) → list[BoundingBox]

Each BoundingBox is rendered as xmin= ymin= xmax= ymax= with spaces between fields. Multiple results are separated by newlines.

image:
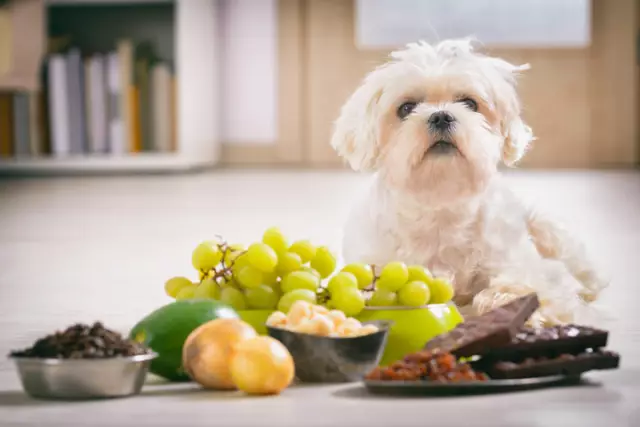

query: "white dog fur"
xmin=331 ymin=39 xmax=607 ymax=326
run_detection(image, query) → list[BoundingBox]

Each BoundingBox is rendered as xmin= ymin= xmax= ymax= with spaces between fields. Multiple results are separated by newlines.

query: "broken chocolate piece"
xmin=482 ymin=349 xmax=620 ymax=379
xmin=484 ymin=324 xmax=609 ymax=361
xmin=423 ymin=293 xmax=540 ymax=357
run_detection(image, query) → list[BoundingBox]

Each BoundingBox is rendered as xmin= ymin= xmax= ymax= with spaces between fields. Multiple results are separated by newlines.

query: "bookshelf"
xmin=0 ymin=0 xmax=219 ymax=175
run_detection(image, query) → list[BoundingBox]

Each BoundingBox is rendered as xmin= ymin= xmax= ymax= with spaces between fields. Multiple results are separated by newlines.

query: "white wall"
xmin=177 ymin=0 xmax=220 ymax=160
xmin=220 ymin=0 xmax=278 ymax=145
xmin=356 ymin=0 xmax=591 ymax=49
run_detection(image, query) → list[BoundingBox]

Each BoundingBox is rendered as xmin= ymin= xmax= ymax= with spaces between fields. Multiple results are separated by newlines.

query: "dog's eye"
xmin=397 ymin=102 xmax=417 ymax=119
xmin=458 ymin=97 xmax=478 ymax=112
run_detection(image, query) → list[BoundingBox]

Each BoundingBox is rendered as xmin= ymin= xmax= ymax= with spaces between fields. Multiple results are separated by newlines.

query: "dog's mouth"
xmin=427 ymin=139 xmax=458 ymax=155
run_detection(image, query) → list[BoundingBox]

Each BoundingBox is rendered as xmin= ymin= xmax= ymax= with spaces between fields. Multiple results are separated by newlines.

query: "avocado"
xmin=130 ymin=299 xmax=238 ymax=381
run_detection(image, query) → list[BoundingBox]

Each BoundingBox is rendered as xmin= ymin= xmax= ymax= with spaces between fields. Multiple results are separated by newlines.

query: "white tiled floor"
xmin=0 ymin=170 xmax=639 ymax=427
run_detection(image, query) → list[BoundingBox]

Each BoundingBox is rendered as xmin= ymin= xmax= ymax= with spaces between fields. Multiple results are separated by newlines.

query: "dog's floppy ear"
xmin=490 ymin=60 xmax=534 ymax=167
xmin=330 ymin=73 xmax=385 ymax=172
xmin=503 ymin=116 xmax=534 ymax=166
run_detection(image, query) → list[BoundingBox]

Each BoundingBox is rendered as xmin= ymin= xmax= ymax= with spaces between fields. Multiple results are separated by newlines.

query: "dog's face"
xmin=331 ymin=39 xmax=534 ymax=204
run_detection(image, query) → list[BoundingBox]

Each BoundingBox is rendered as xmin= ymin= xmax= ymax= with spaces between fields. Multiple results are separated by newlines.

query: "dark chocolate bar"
xmin=423 ymin=293 xmax=540 ymax=357
xmin=482 ymin=349 xmax=620 ymax=379
xmin=483 ymin=325 xmax=609 ymax=361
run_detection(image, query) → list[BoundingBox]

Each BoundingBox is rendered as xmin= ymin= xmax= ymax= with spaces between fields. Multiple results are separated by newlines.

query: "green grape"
xmin=327 ymin=272 xmax=358 ymax=294
xmin=398 ymin=281 xmax=430 ymax=307
xmin=246 ymin=243 xmax=278 ymax=273
xmin=231 ymin=253 xmax=250 ymax=276
xmin=192 ymin=241 xmax=223 ymax=271
xmin=245 ymin=284 xmax=279 ymax=310
xmin=223 ymin=243 xmax=245 ymax=266
xmin=218 ymin=277 xmax=234 ymax=288
xmin=428 ymin=278 xmax=455 ymax=304
xmin=330 ymin=287 xmax=365 ymax=317
xmin=219 ymin=286 xmax=248 ymax=310
xmin=268 ymin=279 xmax=282 ymax=295
xmin=276 ymin=252 xmax=303 ymax=276
xmin=262 ymin=271 xmax=279 ymax=286
xmin=175 ymin=284 xmax=197 ymax=300
xmin=289 ymin=240 xmax=316 ymax=263
xmin=300 ymin=266 xmax=321 ymax=279
xmin=377 ymin=261 xmax=409 ymax=292
xmin=407 ymin=265 xmax=433 ymax=284
xmin=164 ymin=276 xmax=192 ymax=298
xmin=193 ymin=278 xmax=221 ymax=299
xmin=341 ymin=263 xmax=374 ymax=289
xmin=310 ymin=246 xmax=337 ymax=278
xmin=280 ymin=271 xmax=320 ymax=293
xmin=236 ymin=265 xmax=263 ymax=289
xmin=262 ymin=227 xmax=289 ymax=255
xmin=277 ymin=289 xmax=317 ymax=313
xmin=368 ymin=289 xmax=398 ymax=307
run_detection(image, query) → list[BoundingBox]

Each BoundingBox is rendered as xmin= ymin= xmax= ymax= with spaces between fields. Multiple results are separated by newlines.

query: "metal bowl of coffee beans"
xmin=9 ymin=322 xmax=157 ymax=400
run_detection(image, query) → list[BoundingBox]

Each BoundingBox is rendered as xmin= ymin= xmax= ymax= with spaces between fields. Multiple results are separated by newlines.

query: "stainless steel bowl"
xmin=267 ymin=321 xmax=391 ymax=383
xmin=10 ymin=353 xmax=157 ymax=400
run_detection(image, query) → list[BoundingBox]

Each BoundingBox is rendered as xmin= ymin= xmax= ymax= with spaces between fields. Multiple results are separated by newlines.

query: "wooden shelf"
xmin=0 ymin=0 xmax=220 ymax=176
xmin=47 ymin=0 xmax=174 ymax=5
xmin=0 ymin=153 xmax=215 ymax=175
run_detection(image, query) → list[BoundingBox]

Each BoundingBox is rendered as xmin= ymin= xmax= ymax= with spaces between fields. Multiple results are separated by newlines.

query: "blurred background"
xmin=1 ymin=4 xmax=640 ymax=424
xmin=0 ymin=0 xmax=637 ymax=171
xmin=0 ymin=1 xmax=639 ymax=341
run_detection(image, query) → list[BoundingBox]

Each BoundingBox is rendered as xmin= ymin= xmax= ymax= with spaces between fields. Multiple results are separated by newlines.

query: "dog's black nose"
xmin=428 ymin=111 xmax=455 ymax=130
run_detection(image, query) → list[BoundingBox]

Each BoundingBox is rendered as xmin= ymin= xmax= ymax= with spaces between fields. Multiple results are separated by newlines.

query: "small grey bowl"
xmin=267 ymin=320 xmax=391 ymax=383
xmin=10 ymin=353 xmax=157 ymax=400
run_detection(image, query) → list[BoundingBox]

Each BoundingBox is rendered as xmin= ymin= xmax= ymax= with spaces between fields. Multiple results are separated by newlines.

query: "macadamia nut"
xmin=269 ymin=302 xmax=379 ymax=338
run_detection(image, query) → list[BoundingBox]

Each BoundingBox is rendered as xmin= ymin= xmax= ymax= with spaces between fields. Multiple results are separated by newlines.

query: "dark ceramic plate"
xmin=363 ymin=375 xmax=582 ymax=396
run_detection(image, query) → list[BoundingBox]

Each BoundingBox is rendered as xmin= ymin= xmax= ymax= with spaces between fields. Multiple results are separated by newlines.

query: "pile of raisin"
xmin=9 ymin=322 xmax=149 ymax=359
xmin=366 ymin=350 xmax=489 ymax=382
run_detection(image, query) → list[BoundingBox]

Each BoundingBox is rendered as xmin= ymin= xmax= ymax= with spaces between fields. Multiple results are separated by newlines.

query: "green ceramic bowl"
xmin=237 ymin=310 xmax=274 ymax=335
xmin=356 ymin=302 xmax=463 ymax=366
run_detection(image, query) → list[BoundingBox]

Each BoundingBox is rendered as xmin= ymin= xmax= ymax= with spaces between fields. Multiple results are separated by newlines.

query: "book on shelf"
xmin=12 ymin=92 xmax=29 ymax=156
xmin=129 ymin=85 xmax=141 ymax=153
xmin=106 ymin=51 xmax=125 ymax=155
xmin=0 ymin=90 xmax=47 ymax=158
xmin=0 ymin=37 xmax=178 ymax=161
xmin=66 ymin=48 xmax=87 ymax=154
xmin=47 ymin=53 xmax=70 ymax=156
xmin=151 ymin=63 xmax=173 ymax=153
xmin=86 ymin=54 xmax=109 ymax=154
xmin=0 ymin=92 xmax=13 ymax=157
xmin=28 ymin=90 xmax=43 ymax=155
xmin=117 ymin=39 xmax=134 ymax=154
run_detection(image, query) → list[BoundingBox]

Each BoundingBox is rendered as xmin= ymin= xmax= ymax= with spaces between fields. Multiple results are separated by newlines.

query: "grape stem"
xmin=316 ymin=288 xmax=331 ymax=304
xmin=363 ymin=263 xmax=379 ymax=292
xmin=198 ymin=242 xmax=253 ymax=286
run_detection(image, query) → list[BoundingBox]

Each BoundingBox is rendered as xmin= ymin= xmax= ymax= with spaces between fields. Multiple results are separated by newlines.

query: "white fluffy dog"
xmin=331 ymin=39 xmax=607 ymax=326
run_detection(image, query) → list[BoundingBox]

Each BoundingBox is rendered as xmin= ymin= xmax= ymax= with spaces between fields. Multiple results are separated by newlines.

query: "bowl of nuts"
xmin=265 ymin=301 xmax=391 ymax=383
xmin=9 ymin=322 xmax=156 ymax=400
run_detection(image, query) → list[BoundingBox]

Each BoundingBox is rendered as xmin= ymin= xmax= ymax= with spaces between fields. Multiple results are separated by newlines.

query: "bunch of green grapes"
xmin=322 ymin=261 xmax=455 ymax=317
xmin=163 ymin=227 xmax=338 ymax=313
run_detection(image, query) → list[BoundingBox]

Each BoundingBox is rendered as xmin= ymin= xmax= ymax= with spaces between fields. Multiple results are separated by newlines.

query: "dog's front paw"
xmin=472 ymin=281 xmax=537 ymax=315
xmin=575 ymin=269 xmax=609 ymax=303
